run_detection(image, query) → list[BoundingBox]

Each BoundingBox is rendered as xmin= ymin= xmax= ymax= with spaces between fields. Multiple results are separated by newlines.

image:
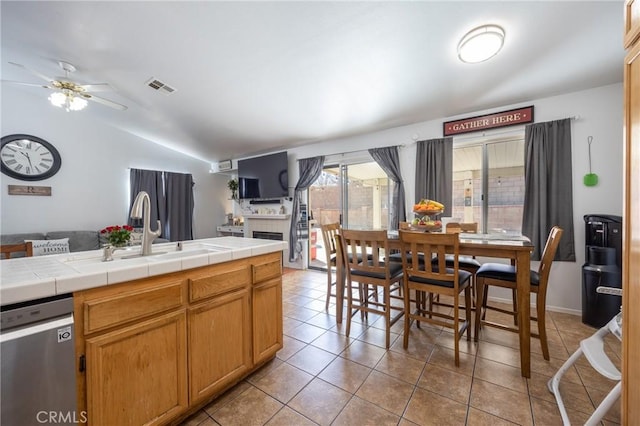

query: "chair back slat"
xmin=0 ymin=242 xmax=33 ymax=259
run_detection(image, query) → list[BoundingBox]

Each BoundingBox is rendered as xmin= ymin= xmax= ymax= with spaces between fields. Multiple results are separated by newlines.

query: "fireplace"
xmin=253 ymin=231 xmax=283 ymax=241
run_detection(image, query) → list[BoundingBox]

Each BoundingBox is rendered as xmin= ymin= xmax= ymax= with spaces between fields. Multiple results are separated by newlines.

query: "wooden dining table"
xmin=335 ymin=231 xmax=535 ymax=378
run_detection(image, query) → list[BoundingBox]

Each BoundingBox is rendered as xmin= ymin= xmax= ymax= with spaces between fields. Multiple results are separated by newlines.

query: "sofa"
xmin=1 ymin=230 xmax=169 ymax=257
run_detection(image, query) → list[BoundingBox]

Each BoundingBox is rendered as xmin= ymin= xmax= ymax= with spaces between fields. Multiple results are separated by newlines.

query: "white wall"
xmin=1 ymin=84 xmax=224 ymax=238
xmin=286 ymin=83 xmax=624 ymax=313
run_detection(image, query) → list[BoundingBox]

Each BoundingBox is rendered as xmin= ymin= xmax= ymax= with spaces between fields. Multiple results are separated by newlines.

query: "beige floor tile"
xmin=465 ymin=407 xmax=518 ymax=425
xmin=286 ymin=344 xmax=336 ymax=375
xmin=304 ymin=298 xmax=328 ymax=312
xmin=286 ymin=306 xmax=324 ymax=322
xmin=317 ymin=356 xmax=372 ymax=393
xmin=585 ymin=385 xmax=622 ymax=423
xmin=469 ymin=379 xmax=533 ymax=425
xmin=203 ymin=381 xmax=252 ymax=416
xmin=427 ymin=345 xmax=476 ymax=376
xmin=473 ymin=357 xmax=527 ymax=394
xmin=436 ymin=330 xmax=478 ymax=355
xmin=247 ymin=358 xmax=284 ymax=382
xmin=339 ymin=339 xmax=387 ymax=368
xmin=404 ymin=387 xmax=469 ymax=425
xmin=398 ymin=419 xmax=421 ymax=426
xmin=211 ymin=386 xmax=283 ymax=426
xmin=332 ymin=396 xmax=400 ymax=426
xmin=374 ymin=350 xmax=426 ymax=385
xmin=530 ymin=396 xmax=594 ymax=425
xmin=305 ymin=312 xmax=338 ymax=330
xmin=476 ymin=340 xmax=521 ymax=369
xmin=527 ymin=371 xmax=596 ymax=415
xmin=287 ymin=294 xmax=316 ymax=307
xmin=285 ymin=322 xmax=327 ymax=343
xmin=276 ymin=336 xmax=307 ymax=361
xmin=355 ymin=370 xmax=414 ymax=416
xmin=417 ymin=363 xmax=472 ymax=404
xmin=575 ymin=362 xmax=620 ymax=391
xmin=310 ymin=330 xmax=354 ymax=354
xmin=248 ymin=362 xmax=314 ymax=404
xmin=282 ymin=317 xmax=303 ymax=334
xmin=179 ymin=410 xmax=211 ymax=426
xmin=330 ymin=318 xmax=367 ymax=338
xmin=356 ymin=324 xmax=400 ymax=348
xmin=264 ymin=406 xmax=318 ymax=426
xmin=389 ymin=326 xmax=438 ymax=361
xmin=287 ymin=378 xmax=352 ymax=426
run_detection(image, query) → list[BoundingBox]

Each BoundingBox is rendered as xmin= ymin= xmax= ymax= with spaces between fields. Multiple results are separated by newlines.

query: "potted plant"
xmin=227 ymin=178 xmax=238 ymax=199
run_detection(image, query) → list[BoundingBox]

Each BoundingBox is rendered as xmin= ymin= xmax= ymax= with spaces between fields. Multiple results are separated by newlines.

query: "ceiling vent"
xmin=145 ymin=77 xmax=177 ymax=95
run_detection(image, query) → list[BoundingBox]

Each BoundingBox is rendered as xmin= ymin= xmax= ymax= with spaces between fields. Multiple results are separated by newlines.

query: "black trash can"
xmin=582 ymin=265 xmax=622 ymax=328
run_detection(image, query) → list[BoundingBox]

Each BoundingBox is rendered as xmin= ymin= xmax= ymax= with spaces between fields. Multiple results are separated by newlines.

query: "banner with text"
xmin=443 ymin=106 xmax=534 ymax=136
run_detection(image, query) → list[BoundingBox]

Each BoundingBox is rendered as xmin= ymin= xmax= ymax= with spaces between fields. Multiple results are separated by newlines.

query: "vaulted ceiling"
xmin=1 ymin=1 xmax=624 ymax=163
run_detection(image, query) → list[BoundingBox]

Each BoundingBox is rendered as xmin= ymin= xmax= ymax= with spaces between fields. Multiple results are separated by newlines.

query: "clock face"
xmin=1 ymin=134 xmax=61 ymax=181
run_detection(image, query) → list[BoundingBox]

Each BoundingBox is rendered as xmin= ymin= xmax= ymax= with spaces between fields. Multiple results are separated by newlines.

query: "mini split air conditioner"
xmin=218 ymin=160 xmax=233 ymax=171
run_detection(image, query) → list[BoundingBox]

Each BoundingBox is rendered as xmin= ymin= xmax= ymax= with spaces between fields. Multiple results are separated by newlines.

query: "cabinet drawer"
xmin=189 ymin=263 xmax=251 ymax=302
xmin=83 ymin=280 xmax=185 ymax=334
xmin=252 ymin=255 xmax=281 ymax=284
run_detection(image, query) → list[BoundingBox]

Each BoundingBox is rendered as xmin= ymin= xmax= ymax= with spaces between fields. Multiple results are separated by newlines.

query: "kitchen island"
xmin=1 ymin=237 xmax=286 ymax=425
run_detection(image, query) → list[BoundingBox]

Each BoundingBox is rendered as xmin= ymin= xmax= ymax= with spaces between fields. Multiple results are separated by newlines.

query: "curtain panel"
xmin=368 ymin=146 xmax=406 ymax=230
xmin=289 ymin=156 xmax=325 ymax=262
xmin=129 ymin=168 xmax=195 ymax=242
xmin=522 ymin=118 xmax=575 ymax=261
xmin=415 ymin=138 xmax=453 ymax=217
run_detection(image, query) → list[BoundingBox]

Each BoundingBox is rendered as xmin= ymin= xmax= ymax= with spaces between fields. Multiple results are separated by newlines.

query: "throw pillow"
xmin=26 ymin=238 xmax=70 ymax=256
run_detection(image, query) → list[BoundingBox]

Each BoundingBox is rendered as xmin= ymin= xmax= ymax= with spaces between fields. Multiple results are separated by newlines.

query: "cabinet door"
xmin=85 ymin=311 xmax=188 ymax=426
xmin=253 ymin=277 xmax=283 ymax=364
xmin=623 ymin=39 xmax=640 ymax=424
xmin=188 ymin=288 xmax=251 ymax=403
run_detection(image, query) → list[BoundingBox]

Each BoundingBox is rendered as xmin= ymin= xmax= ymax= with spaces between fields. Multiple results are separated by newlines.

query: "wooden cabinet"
xmin=74 ymin=251 xmax=283 ymax=425
xmin=623 ymin=1 xmax=640 ymax=421
xmin=188 ymin=287 xmax=251 ymax=403
xmin=253 ymin=277 xmax=283 ymax=364
xmin=251 ymin=253 xmax=284 ymax=364
xmin=85 ymin=311 xmax=188 ymax=426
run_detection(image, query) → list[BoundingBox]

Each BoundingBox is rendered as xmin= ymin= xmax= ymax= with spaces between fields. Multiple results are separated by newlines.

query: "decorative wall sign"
xmin=443 ymin=106 xmax=534 ymax=136
xmin=8 ymin=185 xmax=52 ymax=196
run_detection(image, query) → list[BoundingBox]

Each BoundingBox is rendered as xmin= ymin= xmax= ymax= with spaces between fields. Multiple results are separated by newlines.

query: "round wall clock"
xmin=1 ymin=134 xmax=62 ymax=181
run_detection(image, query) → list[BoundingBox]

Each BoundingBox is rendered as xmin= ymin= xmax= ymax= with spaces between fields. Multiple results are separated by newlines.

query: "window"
xmin=452 ymin=135 xmax=525 ymax=234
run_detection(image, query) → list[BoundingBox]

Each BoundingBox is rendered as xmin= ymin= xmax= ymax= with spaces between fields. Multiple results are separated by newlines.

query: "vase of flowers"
xmin=100 ymin=225 xmax=134 ymax=247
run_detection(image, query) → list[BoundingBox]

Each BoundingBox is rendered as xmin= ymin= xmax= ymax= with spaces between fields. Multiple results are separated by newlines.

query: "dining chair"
xmin=320 ymin=222 xmax=342 ymax=310
xmin=340 ymin=229 xmax=404 ymax=348
xmin=0 ymin=242 xmax=33 ymax=259
xmin=399 ymin=230 xmax=472 ymax=366
xmin=474 ymin=226 xmax=564 ymax=360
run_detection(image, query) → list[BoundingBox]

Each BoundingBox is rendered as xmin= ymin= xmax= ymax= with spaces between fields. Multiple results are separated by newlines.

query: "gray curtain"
xmin=522 ymin=118 xmax=575 ymax=261
xmin=369 ymin=146 xmax=406 ymax=230
xmin=289 ymin=156 xmax=325 ymax=262
xmin=165 ymin=172 xmax=194 ymax=242
xmin=128 ymin=169 xmax=165 ymax=230
xmin=415 ymin=138 xmax=453 ymax=217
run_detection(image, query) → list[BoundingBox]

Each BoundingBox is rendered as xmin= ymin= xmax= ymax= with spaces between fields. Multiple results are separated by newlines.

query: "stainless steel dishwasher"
xmin=1 ymin=294 xmax=79 ymax=425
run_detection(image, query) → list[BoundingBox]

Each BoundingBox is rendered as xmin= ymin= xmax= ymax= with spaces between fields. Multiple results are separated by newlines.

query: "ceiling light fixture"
xmin=48 ymin=89 xmax=87 ymax=112
xmin=457 ymin=24 xmax=505 ymax=64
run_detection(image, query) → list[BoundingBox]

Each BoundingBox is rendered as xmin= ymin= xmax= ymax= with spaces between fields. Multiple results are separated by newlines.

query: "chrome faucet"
xmin=130 ymin=191 xmax=161 ymax=256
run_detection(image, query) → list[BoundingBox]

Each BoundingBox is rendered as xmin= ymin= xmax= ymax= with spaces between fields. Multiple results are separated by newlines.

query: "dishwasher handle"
xmin=0 ymin=314 xmax=74 ymax=343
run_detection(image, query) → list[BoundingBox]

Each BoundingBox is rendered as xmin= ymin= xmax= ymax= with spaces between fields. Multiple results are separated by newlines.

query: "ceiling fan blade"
xmin=8 ymin=62 xmax=55 ymax=83
xmin=80 ymin=93 xmax=127 ymax=111
xmin=2 ymin=80 xmax=54 ymax=89
xmin=77 ymin=83 xmax=113 ymax=93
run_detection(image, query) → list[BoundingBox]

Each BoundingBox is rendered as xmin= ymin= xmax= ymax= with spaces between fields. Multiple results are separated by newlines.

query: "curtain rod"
xmin=298 ymin=144 xmax=403 ymax=161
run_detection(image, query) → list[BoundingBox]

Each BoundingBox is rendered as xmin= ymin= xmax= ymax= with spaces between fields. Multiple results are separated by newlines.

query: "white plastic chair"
xmin=547 ymin=286 xmax=622 ymax=425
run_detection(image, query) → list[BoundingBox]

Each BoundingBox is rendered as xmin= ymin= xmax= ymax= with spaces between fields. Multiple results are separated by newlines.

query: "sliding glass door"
xmin=308 ymin=160 xmax=390 ymax=269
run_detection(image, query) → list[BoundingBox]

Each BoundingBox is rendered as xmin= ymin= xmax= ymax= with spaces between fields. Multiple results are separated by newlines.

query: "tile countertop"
xmin=0 ymin=237 xmax=288 ymax=306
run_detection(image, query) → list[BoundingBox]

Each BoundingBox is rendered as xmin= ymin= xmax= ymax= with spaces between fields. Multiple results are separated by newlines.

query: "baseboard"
xmin=486 ymin=296 xmax=581 ymax=317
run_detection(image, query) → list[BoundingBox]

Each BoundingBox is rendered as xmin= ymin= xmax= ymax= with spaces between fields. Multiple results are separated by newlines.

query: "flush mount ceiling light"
xmin=457 ymin=24 xmax=505 ymax=64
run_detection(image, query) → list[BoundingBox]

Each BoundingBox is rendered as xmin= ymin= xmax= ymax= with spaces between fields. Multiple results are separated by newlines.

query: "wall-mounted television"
xmin=237 ymin=151 xmax=289 ymax=199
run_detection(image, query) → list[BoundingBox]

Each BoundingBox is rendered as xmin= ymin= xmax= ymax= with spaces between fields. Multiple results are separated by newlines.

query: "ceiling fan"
xmin=4 ymin=61 xmax=127 ymax=111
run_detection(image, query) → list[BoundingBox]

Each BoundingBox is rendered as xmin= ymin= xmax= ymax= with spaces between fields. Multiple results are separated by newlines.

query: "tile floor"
xmin=181 ymin=268 xmax=621 ymax=426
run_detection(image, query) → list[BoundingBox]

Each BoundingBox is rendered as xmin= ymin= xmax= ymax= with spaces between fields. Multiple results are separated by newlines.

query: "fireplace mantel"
xmin=244 ymin=214 xmax=290 ymax=220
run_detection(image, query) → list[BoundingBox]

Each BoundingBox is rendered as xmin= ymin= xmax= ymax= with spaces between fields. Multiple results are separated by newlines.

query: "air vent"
xmin=145 ymin=77 xmax=177 ymax=95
